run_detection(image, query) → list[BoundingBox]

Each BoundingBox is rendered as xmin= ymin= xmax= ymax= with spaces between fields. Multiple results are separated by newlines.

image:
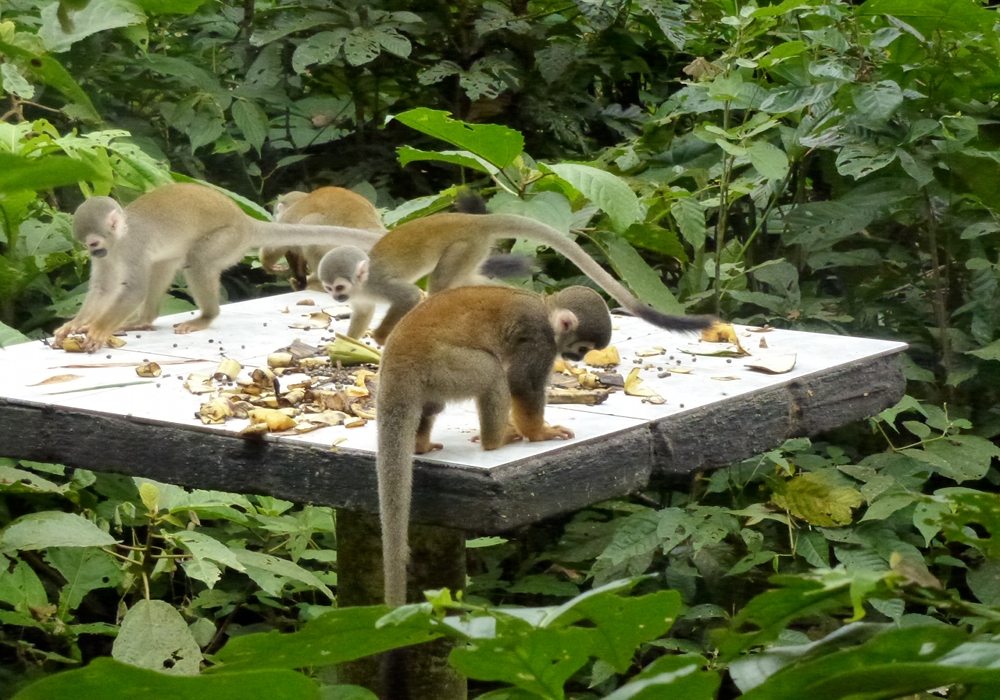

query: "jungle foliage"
xmin=4 ymin=0 xmax=1000 ymax=698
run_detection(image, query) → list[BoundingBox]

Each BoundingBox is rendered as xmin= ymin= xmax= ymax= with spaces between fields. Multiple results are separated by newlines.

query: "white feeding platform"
xmin=0 ymin=291 xmax=907 ymax=531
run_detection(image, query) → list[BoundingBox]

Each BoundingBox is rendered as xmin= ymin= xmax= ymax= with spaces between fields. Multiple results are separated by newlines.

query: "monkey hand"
xmin=120 ymin=322 xmax=156 ymax=332
xmin=52 ymin=321 xmax=87 ymax=348
xmin=81 ymin=330 xmax=116 ymax=353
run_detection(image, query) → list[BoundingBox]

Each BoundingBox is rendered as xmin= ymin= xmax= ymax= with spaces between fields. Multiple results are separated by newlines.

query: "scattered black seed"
xmin=727 ymin=359 xmax=732 ymax=363
xmin=676 ymin=360 xmax=681 ymax=365
xmin=657 ymin=371 xmax=670 ymax=378
xmin=241 ymin=345 xmax=246 ymax=349
xmin=106 ymin=355 xmax=111 ymax=359
xmin=208 ymin=339 xmax=214 ymax=343
xmin=173 ymin=343 xmax=178 ymax=348
xmin=156 ymin=383 xmax=161 ymax=388
xmin=136 ymin=334 xmax=141 ymax=338
xmin=691 ymin=357 xmax=697 ymax=362
xmin=679 ymin=403 xmax=685 ymax=408
xmin=263 ymin=323 xmax=268 ymax=327
xmin=669 ymin=355 xmax=674 ymax=360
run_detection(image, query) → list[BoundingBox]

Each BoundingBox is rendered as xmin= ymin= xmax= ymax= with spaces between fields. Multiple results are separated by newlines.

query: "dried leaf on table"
xmin=296 ymin=299 xmax=316 ymax=306
xmin=701 ymin=322 xmax=738 ymax=343
xmin=27 ymin=374 xmax=82 ymax=386
xmin=286 ymin=339 xmax=321 ymax=359
xmin=198 ymin=397 xmax=237 ymax=424
xmin=746 ymin=354 xmax=797 ymax=374
xmin=289 ymin=311 xmax=332 ymax=330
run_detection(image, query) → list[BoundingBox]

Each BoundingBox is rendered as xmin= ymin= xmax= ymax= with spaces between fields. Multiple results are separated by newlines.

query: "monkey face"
xmin=323 ymin=278 xmax=353 ymax=303
xmin=558 ymin=335 xmax=595 ymax=362
xmin=85 ymin=234 xmax=108 ymax=258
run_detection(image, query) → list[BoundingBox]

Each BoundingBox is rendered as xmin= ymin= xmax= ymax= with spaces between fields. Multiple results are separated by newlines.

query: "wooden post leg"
xmin=335 ymin=509 xmax=467 ymax=700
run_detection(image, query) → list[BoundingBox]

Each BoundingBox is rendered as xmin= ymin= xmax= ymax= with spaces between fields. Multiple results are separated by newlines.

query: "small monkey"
xmin=376 ymin=284 xmax=612 ymax=605
xmin=52 ymin=183 xmax=383 ymax=352
xmin=259 ymin=186 xmax=386 ymax=291
xmin=318 ymin=208 xmax=713 ymax=345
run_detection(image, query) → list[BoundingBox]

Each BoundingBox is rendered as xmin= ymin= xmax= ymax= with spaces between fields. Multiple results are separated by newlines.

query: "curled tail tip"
xmin=633 ymin=306 xmax=717 ymax=333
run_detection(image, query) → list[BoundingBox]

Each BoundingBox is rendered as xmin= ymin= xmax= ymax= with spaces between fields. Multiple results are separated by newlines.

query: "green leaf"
xmin=233 ymin=549 xmax=333 ymax=600
xmin=133 ymin=0 xmax=208 ymax=13
xmin=746 ymin=141 xmax=789 ymax=181
xmin=507 ymin=574 xmax=579 ymax=597
xmin=232 ymin=100 xmax=269 ymax=154
xmin=45 ymin=547 xmax=123 ymax=614
xmin=0 ymin=556 xmax=49 ymax=614
xmin=590 ymin=231 xmax=685 ymax=315
xmin=858 ymin=0 xmax=996 ymax=34
xmin=112 ymin=599 xmax=203 ymax=675
xmin=1 ymin=62 xmax=34 ymax=99
xmin=966 ymin=338 xmax=1000 ymax=361
xmin=770 ymin=473 xmax=864 ymax=527
xmin=851 ymin=81 xmax=903 ymax=122
xmin=390 ymin=108 xmax=524 ymax=169
xmin=836 ymin=142 xmax=897 ymax=180
xmin=213 ymin=605 xmax=441 ymax=672
xmin=0 ymin=39 xmax=101 ymax=122
xmin=0 ymin=321 xmax=30 ymax=347
xmin=605 ymin=658 xmax=719 ymax=699
xmin=39 ymin=0 xmax=146 ymax=53
xmin=902 ymin=435 xmax=1000 ymax=483
xmin=0 ymin=153 xmax=99 ymax=195
xmin=12 ymin=657 xmax=319 ymax=700
xmin=550 ymin=588 xmax=682 ymax=672
xmin=449 ymin=617 xmax=593 ymax=699
xmin=397 ymin=146 xmax=499 ymax=174
xmin=670 ymin=196 xmax=707 ymax=250
xmin=546 ymin=163 xmax=640 ymax=232
xmin=622 ymin=222 xmax=686 ymax=260
xmin=0 ymin=512 xmax=117 ymax=553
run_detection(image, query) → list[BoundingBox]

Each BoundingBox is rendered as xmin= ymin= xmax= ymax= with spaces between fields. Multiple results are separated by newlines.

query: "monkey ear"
xmin=106 ymin=209 xmax=127 ymax=237
xmin=355 ymin=259 xmax=369 ymax=285
xmin=549 ymin=309 xmax=578 ymax=336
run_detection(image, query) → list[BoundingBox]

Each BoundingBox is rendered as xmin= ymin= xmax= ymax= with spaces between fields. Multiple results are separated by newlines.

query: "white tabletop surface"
xmin=0 ymin=291 xmax=908 ymax=471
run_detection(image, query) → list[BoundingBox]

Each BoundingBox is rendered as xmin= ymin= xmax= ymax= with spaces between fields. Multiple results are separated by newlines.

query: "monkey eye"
xmin=334 ymin=284 xmax=346 ymax=293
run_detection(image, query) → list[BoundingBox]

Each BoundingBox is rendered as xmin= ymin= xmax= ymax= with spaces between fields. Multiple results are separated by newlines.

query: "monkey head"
xmin=547 ymin=286 xmax=612 ymax=361
xmin=317 ymin=246 xmax=370 ymax=302
xmin=272 ymin=190 xmax=308 ymax=219
xmin=73 ymin=196 xmax=126 ymax=259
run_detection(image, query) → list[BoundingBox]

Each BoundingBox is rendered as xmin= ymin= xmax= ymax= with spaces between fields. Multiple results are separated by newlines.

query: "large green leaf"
xmin=449 ymin=617 xmax=593 ymax=699
xmin=390 ymin=108 xmax=524 ymax=169
xmin=590 ymin=231 xmax=685 ymax=315
xmin=0 ymin=320 xmax=30 ymax=347
xmin=397 ymin=146 xmax=499 ymax=174
xmin=0 ymin=153 xmax=99 ymax=195
xmin=38 ymin=0 xmax=146 ymax=53
xmin=45 ymin=547 xmax=123 ymax=614
xmin=858 ymin=0 xmax=996 ymax=34
xmin=12 ymin=657 xmax=319 ymax=700
xmin=112 ymin=599 xmax=203 ymax=675
xmin=545 ymin=163 xmax=640 ymax=232
xmin=212 ymin=605 xmax=441 ymax=672
xmin=134 ymin=0 xmax=208 ymax=13
xmin=0 ymin=512 xmax=117 ymax=553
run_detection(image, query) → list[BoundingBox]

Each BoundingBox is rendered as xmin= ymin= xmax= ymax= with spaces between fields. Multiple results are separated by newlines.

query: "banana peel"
xmin=327 ymin=333 xmax=382 ymax=366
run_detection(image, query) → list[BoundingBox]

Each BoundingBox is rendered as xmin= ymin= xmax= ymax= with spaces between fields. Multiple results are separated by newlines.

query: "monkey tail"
xmin=249 ymin=220 xmax=384 ymax=253
xmin=375 ymin=388 xmax=423 ymax=607
xmin=485 ymin=215 xmax=716 ymax=332
xmin=453 ymin=189 xmax=489 ymax=215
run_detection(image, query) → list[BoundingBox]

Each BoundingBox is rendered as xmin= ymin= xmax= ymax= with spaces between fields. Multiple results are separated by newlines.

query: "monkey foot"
xmin=529 ymin=424 xmax=575 ymax=442
xmin=414 ymin=441 xmax=443 ymax=455
xmin=173 ymin=319 xmax=211 ymax=334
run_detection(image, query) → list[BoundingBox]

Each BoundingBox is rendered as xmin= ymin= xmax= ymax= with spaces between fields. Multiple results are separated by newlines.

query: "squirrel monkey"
xmin=376 ymin=284 xmax=612 ymax=605
xmin=52 ymin=183 xmax=383 ymax=352
xmin=317 ymin=209 xmax=713 ymax=345
xmin=259 ymin=186 xmax=386 ymax=291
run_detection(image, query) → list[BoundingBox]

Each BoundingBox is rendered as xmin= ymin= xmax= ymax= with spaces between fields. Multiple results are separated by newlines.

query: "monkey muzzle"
xmin=562 ymin=351 xmax=584 ymax=362
xmin=334 ymin=294 xmax=349 ymax=302
xmin=90 ymin=248 xmax=108 ymax=258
